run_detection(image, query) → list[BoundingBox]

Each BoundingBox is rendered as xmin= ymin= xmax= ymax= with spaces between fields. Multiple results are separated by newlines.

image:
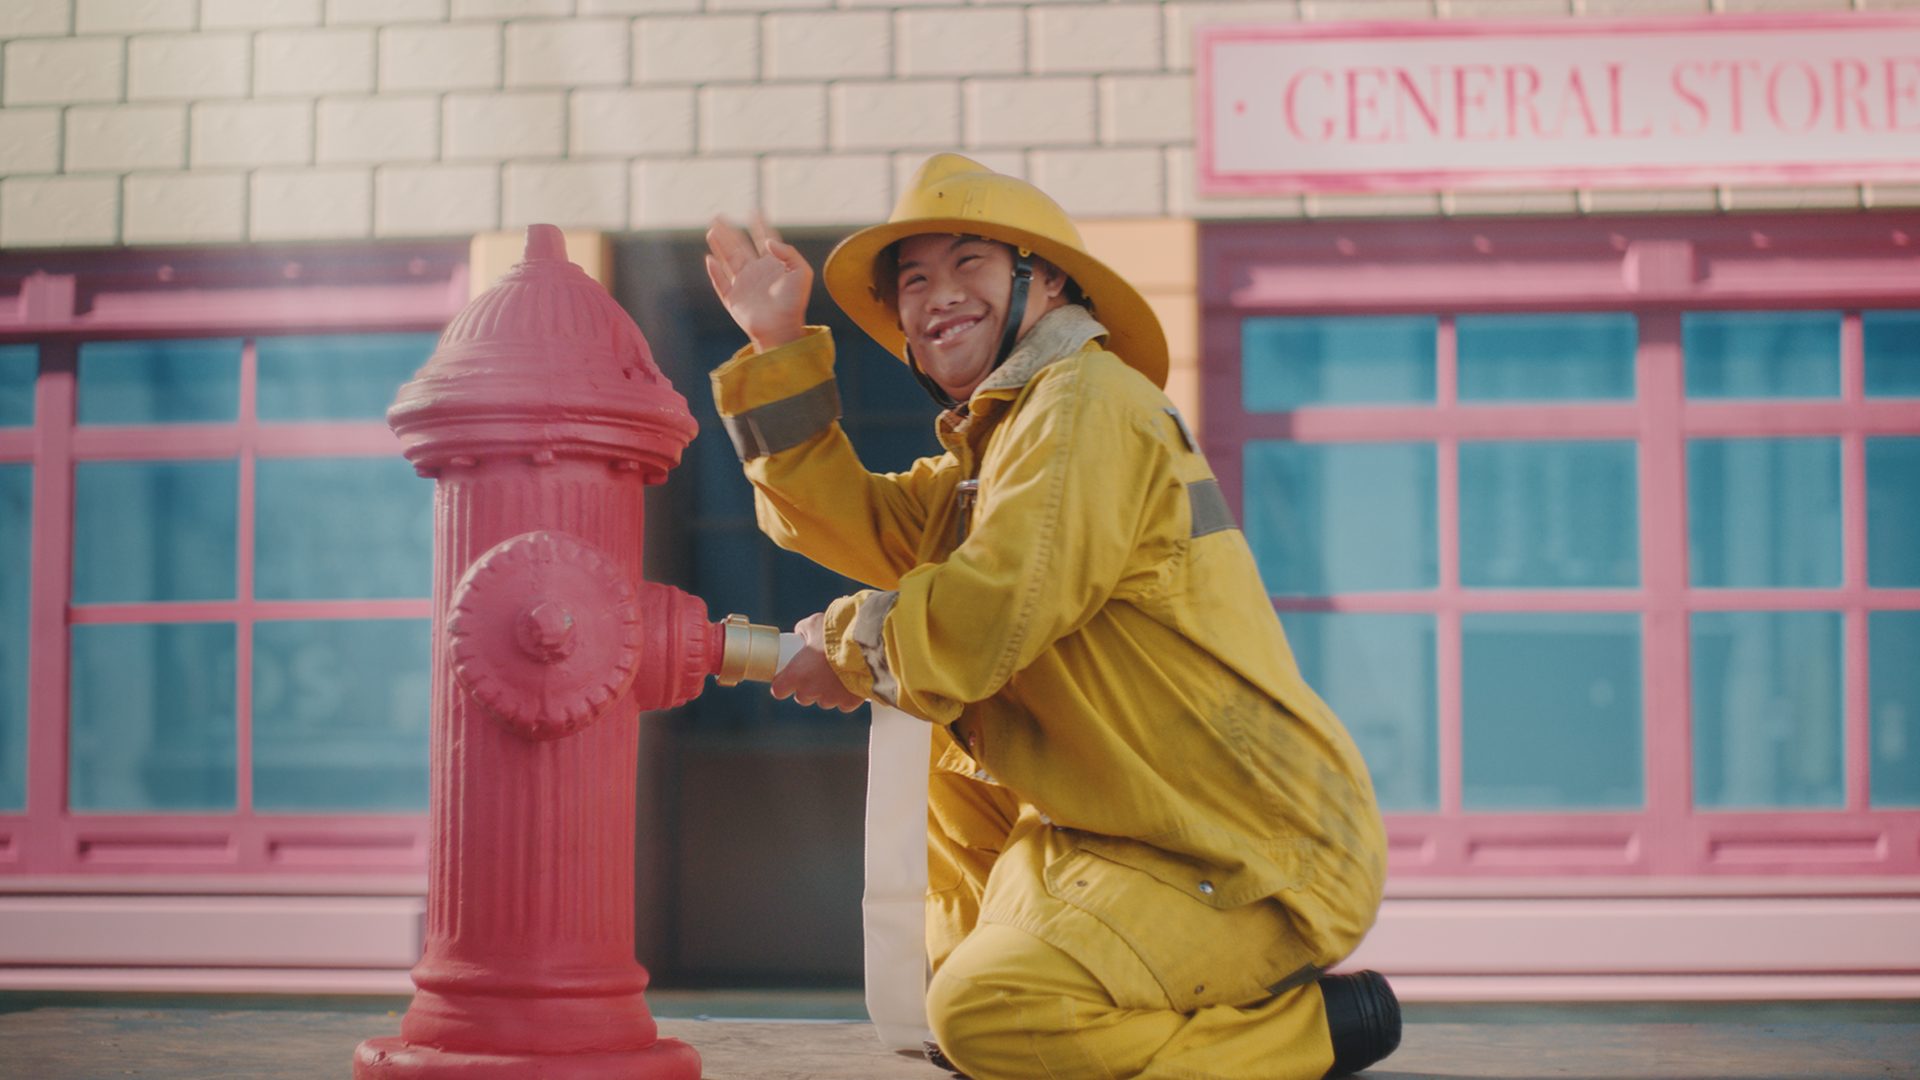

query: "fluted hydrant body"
xmin=356 ymin=226 xmax=766 ymax=1079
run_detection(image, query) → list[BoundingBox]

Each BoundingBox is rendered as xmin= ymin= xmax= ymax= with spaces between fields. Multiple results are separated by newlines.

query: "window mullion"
xmin=27 ymin=342 xmax=77 ymax=873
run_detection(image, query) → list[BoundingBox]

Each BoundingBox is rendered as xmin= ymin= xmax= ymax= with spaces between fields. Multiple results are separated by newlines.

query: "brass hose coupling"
xmin=716 ymin=613 xmax=784 ymax=686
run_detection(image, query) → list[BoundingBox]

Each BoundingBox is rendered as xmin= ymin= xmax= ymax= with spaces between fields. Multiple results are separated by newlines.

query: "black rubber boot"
xmin=924 ymin=1040 xmax=970 ymax=1079
xmin=1318 ymin=970 xmax=1402 ymax=1077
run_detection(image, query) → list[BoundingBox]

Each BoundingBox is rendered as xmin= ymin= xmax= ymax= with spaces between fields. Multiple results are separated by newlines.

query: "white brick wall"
xmin=0 ymin=0 xmax=1880 ymax=247
xmin=254 ymin=29 xmax=377 ymax=98
xmin=65 ymin=103 xmax=185 ymax=172
xmin=122 ymin=170 xmax=246 ymax=243
xmin=128 ymin=33 xmax=250 ymax=100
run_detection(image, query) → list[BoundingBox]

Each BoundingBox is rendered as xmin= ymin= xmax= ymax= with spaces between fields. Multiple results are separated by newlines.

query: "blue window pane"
xmin=73 ymin=460 xmax=238 ymax=603
xmin=1459 ymin=440 xmax=1639 ymax=588
xmin=1457 ymin=313 xmax=1636 ymax=402
xmin=1244 ymin=441 xmax=1436 ymax=595
xmin=0 ymin=465 xmax=29 ymax=811
xmin=1864 ymin=311 xmax=1920 ymax=398
xmin=1689 ymin=438 xmax=1841 ymax=588
xmin=1281 ymin=612 xmax=1437 ymax=812
xmin=1868 ymin=437 xmax=1920 ymax=588
xmin=1242 ymin=316 xmax=1436 ymax=411
xmin=78 ymin=338 xmax=241 ymax=424
xmin=253 ymin=619 xmax=430 ymax=812
xmin=1692 ymin=611 xmax=1843 ymax=809
xmin=1462 ymin=613 xmax=1643 ymax=810
xmin=1683 ymin=311 xmax=1839 ymax=399
xmin=70 ymin=622 xmax=236 ymax=811
xmin=1872 ymin=611 xmax=1920 ymax=807
xmin=256 ymin=457 xmax=432 ymax=600
xmin=257 ymin=332 xmax=439 ymax=421
xmin=0 ymin=344 xmax=34 ymax=426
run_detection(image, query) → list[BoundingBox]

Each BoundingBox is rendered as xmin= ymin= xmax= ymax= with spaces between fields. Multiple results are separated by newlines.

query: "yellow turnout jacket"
xmin=711 ymin=320 xmax=1386 ymax=1010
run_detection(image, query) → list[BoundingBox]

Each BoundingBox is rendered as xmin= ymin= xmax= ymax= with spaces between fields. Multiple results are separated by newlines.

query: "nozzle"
xmin=715 ymin=614 xmax=783 ymax=686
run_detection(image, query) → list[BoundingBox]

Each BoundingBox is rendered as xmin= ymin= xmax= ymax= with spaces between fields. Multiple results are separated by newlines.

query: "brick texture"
xmin=1032 ymin=147 xmax=1165 ymax=217
xmin=762 ymin=152 xmax=891 ymax=225
xmin=1031 ymin=5 xmax=1162 ymax=75
xmin=376 ymin=163 xmax=503 ymax=237
xmin=702 ymin=84 xmax=826 ymax=154
xmin=832 ymin=80 xmax=959 ymax=152
xmin=0 ymin=176 xmax=121 ymax=248
xmin=507 ymin=18 xmax=630 ymax=89
xmin=4 ymin=38 xmax=125 ymax=107
xmin=76 ymin=0 xmax=197 ymax=35
xmin=443 ymin=91 xmax=566 ymax=161
xmin=128 ymin=34 xmax=251 ymax=101
xmin=0 ymin=0 xmax=72 ymax=37
xmin=636 ymin=15 xmax=758 ymax=84
xmin=252 ymin=167 xmax=373 ymax=240
xmin=631 ymin=156 xmax=757 ymax=228
xmin=765 ymin=11 xmax=891 ymax=81
xmin=570 ymin=87 xmax=696 ymax=157
xmin=255 ymin=29 xmax=377 ymax=97
xmin=327 ymin=0 xmax=448 ymax=23
xmin=318 ymin=95 xmax=440 ymax=164
xmin=191 ymin=101 xmax=315 ymax=169
xmin=1100 ymin=74 xmax=1192 ymax=145
xmin=380 ymin=23 xmax=503 ymax=93
xmin=122 ymin=171 xmax=247 ymax=244
xmin=0 ymin=110 xmax=60 ymax=175
xmin=896 ymin=8 xmax=1025 ymax=79
xmin=503 ymin=160 xmax=629 ymax=229
xmin=965 ymin=77 xmax=1097 ymax=149
xmin=66 ymin=105 xmax=188 ymax=173
xmin=201 ymin=0 xmax=323 ymax=29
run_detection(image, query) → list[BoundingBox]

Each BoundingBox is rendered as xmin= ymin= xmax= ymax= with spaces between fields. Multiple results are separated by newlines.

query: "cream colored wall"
xmin=6 ymin=0 xmax=1912 ymax=253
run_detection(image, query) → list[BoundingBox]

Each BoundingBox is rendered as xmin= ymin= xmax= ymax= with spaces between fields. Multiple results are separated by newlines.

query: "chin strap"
xmin=906 ymin=251 xmax=1036 ymax=414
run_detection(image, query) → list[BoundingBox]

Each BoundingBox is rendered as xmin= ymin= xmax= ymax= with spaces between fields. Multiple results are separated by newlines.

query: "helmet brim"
xmin=823 ymin=217 xmax=1170 ymax=391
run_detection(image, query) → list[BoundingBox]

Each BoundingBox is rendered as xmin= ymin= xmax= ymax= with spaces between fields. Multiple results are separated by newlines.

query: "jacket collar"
xmin=973 ymin=304 xmax=1109 ymax=400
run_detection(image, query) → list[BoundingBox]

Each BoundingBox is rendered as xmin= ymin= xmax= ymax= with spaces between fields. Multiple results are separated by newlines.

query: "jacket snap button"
xmin=1197 ymin=880 xmax=1215 ymax=895
xmin=1194 ymin=985 xmax=1205 ymax=995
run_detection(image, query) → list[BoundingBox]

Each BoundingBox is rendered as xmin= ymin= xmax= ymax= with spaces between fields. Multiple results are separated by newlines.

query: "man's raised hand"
xmin=705 ymin=212 xmax=813 ymax=355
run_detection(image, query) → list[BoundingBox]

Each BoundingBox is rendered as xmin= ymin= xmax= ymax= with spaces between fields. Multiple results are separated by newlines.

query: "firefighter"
xmin=704 ymin=154 xmax=1400 ymax=1080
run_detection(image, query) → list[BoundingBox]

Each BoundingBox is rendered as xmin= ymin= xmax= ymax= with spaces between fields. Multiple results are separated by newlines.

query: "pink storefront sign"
xmin=1197 ymin=13 xmax=1920 ymax=195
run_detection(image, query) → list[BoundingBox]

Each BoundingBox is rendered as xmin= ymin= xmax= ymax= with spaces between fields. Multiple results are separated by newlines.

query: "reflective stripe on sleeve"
xmin=720 ymin=379 xmax=843 ymax=461
xmin=1188 ymin=477 xmax=1237 ymax=538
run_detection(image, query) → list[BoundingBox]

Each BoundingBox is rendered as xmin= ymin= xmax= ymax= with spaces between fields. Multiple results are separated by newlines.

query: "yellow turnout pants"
xmin=926 ymin=781 xmax=1340 ymax=1080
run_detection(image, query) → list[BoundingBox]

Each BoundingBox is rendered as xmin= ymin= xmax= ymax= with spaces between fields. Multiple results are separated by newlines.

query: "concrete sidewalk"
xmin=2 ymin=993 xmax=1916 ymax=1079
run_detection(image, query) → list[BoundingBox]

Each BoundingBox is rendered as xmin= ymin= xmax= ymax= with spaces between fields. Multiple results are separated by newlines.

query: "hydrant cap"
xmin=389 ymin=225 xmax=699 ymax=480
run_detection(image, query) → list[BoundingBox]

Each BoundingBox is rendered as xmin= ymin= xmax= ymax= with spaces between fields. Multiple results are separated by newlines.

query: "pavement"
xmin=1 ymin=991 xmax=1916 ymax=1080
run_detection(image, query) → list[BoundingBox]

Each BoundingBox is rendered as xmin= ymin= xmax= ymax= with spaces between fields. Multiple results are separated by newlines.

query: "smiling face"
xmin=893 ymin=234 xmax=1067 ymax=402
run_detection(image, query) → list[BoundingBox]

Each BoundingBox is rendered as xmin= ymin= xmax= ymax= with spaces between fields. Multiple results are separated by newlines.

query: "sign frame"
xmin=1196 ymin=12 xmax=1920 ymax=196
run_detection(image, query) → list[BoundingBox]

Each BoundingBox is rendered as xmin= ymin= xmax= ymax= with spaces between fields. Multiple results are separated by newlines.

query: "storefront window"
xmin=1692 ymin=610 xmax=1844 ymax=810
xmin=73 ymin=460 xmax=240 ymax=603
xmin=1457 ymin=313 xmax=1636 ymax=402
xmin=1462 ymin=613 xmax=1643 ymax=811
xmin=77 ymin=338 xmax=242 ymax=424
xmin=0 ymin=344 xmax=33 ymax=424
xmin=1243 ymin=441 xmax=1436 ymax=595
xmin=1867 ymin=437 xmax=1920 ymax=588
xmin=1207 ymin=218 xmax=1920 ymax=874
xmin=1683 ymin=311 xmax=1840 ymax=399
xmin=1283 ymin=612 xmax=1437 ymax=813
xmin=70 ymin=622 xmax=238 ymax=812
xmin=1458 ymin=440 xmax=1638 ymax=589
xmin=1242 ymin=315 xmax=1435 ymax=410
xmin=1689 ymin=438 xmax=1842 ymax=588
xmin=0 ymin=462 xmax=28 ymax=812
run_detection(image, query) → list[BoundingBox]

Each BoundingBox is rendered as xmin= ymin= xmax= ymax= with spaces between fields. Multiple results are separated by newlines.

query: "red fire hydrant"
xmin=355 ymin=225 xmax=781 ymax=1079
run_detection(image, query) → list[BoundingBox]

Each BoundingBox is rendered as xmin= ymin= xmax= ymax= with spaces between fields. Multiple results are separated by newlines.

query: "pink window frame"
xmin=0 ymin=248 xmax=468 ymax=878
xmin=1201 ymin=211 xmax=1920 ymax=878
